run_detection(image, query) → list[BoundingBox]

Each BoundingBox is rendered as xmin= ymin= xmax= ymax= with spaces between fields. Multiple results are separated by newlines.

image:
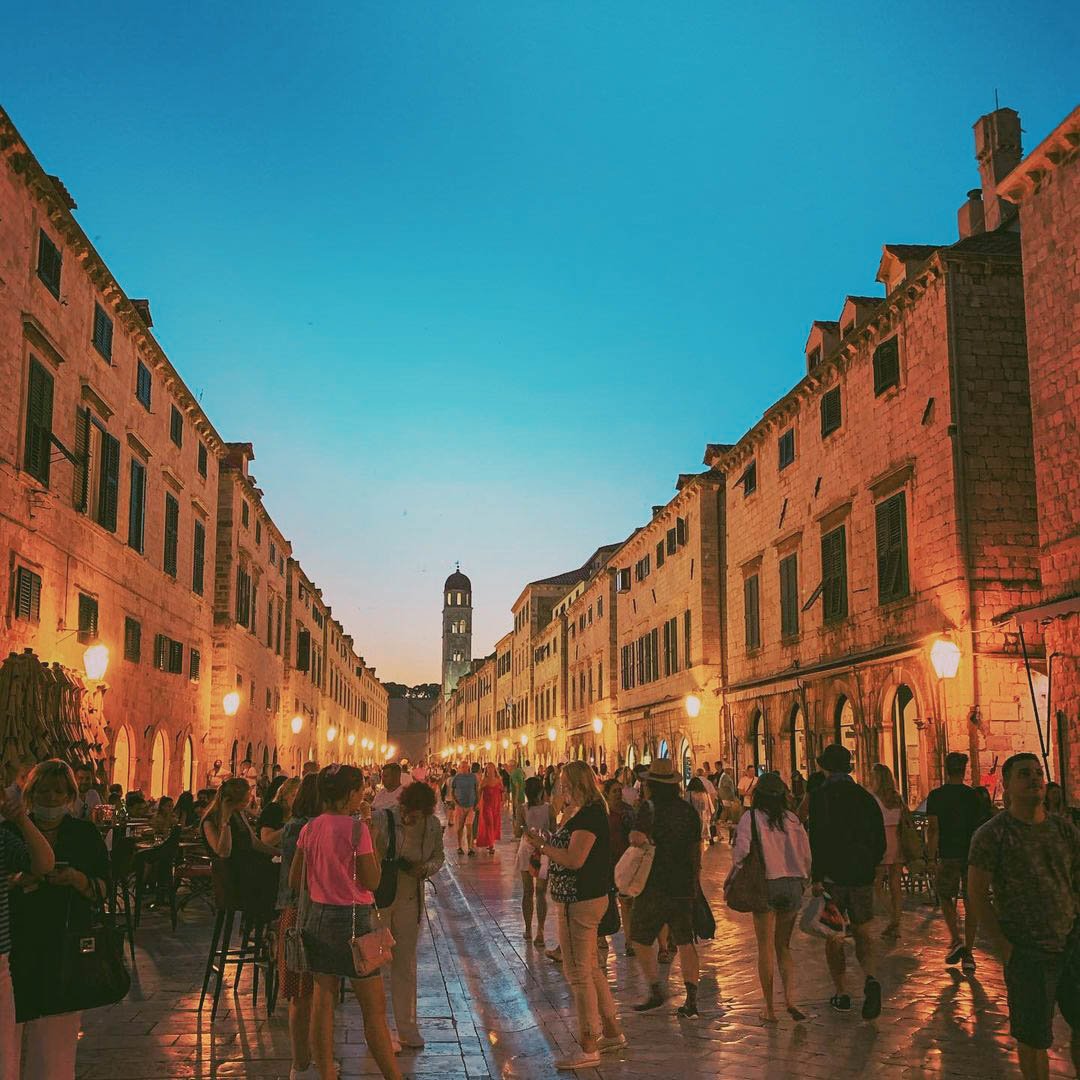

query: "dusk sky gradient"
xmin=4 ymin=2 xmax=1075 ymax=683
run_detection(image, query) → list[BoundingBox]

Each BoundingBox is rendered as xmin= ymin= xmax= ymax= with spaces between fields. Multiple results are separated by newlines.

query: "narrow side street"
xmin=74 ymin=815 xmax=1070 ymax=1079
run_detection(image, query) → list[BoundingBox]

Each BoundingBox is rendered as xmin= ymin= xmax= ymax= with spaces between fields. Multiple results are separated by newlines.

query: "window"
xmin=821 ymin=525 xmax=848 ymax=622
xmin=296 ymin=627 xmax=311 ymax=672
xmin=14 ymin=567 xmax=42 ymax=622
xmin=634 ymin=555 xmax=651 ymax=582
xmin=154 ymin=634 xmax=184 ymax=674
xmin=37 ymin=231 xmax=62 ymax=297
xmin=779 ymin=553 xmax=799 ymax=638
xmin=656 ymin=539 xmax=665 ymax=568
xmin=190 ymin=648 xmax=201 ymax=682
xmin=136 ymin=362 xmax=152 ymax=410
xmin=74 ymin=410 xmax=120 ymax=532
xmin=597 ymin=597 xmax=603 ymax=618
xmin=666 ymin=527 xmax=677 ymax=555
xmin=744 ymin=574 xmax=761 ymax=649
xmin=163 ymin=494 xmax=179 ymax=578
xmin=876 ymin=492 xmax=910 ymax=603
xmin=123 ymin=617 xmax=141 ymax=662
xmin=92 ymin=303 xmax=113 ymax=361
xmin=778 ymin=428 xmax=795 ymax=470
xmin=616 ymin=568 xmax=631 ymax=593
xmin=873 ymin=337 xmax=900 ymax=395
xmin=241 ymin=501 xmax=249 ymax=528
xmin=677 ymin=516 xmax=688 ymax=546
xmin=620 ymin=643 xmax=636 ymax=691
xmin=255 ymin=520 xmax=262 ymax=546
xmin=77 ymin=593 xmax=99 ymax=644
xmin=197 ymin=442 xmax=207 ymax=478
xmin=169 ymin=405 xmax=183 ymax=448
xmin=684 ymin=609 xmax=691 ymax=666
xmin=820 ymin=386 xmax=842 ymax=437
xmin=662 ymin=616 xmax=679 ymax=676
xmin=23 ymin=358 xmax=54 ymax=486
xmin=168 ymin=639 xmax=184 ymax=674
xmin=741 ymin=461 xmax=757 ymax=496
xmin=192 ymin=520 xmax=206 ymax=596
xmin=127 ymin=459 xmax=146 ymax=553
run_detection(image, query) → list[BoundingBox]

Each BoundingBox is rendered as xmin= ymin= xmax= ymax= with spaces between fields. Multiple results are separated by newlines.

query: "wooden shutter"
xmin=37 ymin=231 xmax=62 ymax=297
xmin=77 ymin=594 xmax=98 ymax=643
xmin=656 ymin=539 xmax=665 ymax=568
xmin=124 ymin=617 xmax=141 ymax=662
xmin=190 ymin=648 xmax=201 ymax=682
xmin=780 ymin=554 xmax=799 ymax=637
xmin=822 ymin=526 xmax=848 ymax=620
xmin=24 ymin=358 xmax=54 ymax=486
xmin=73 ymin=406 xmax=91 ymax=511
xmin=297 ymin=628 xmax=311 ymax=672
xmin=15 ymin=567 xmax=42 ymax=622
xmin=128 ymin=459 xmax=146 ymax=552
xmin=876 ymin=493 xmax=909 ymax=602
xmin=99 ymin=432 xmax=120 ymax=532
xmin=744 ymin=575 xmax=760 ymax=648
xmin=873 ymin=337 xmax=900 ymax=395
xmin=820 ymin=387 xmax=842 ymax=437
xmin=154 ymin=633 xmax=167 ymax=671
xmin=676 ymin=517 xmax=687 ymax=546
xmin=192 ymin=520 xmax=205 ymax=595
xmin=93 ymin=303 xmax=113 ymax=360
xmin=168 ymin=639 xmax=184 ymax=674
xmin=163 ymin=494 xmax=179 ymax=577
xmin=684 ymin=609 xmax=691 ymax=666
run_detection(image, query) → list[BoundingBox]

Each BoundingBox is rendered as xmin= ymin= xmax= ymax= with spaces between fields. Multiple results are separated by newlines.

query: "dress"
xmin=477 ymin=781 xmax=503 ymax=848
xmin=874 ymin=796 xmax=902 ymax=866
xmin=516 ymin=803 xmax=555 ymax=872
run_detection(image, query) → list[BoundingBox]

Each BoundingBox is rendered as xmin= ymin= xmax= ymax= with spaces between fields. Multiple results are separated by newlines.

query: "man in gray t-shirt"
xmin=450 ymin=763 xmax=478 ymax=857
xmin=968 ymin=753 xmax=1080 ymax=1077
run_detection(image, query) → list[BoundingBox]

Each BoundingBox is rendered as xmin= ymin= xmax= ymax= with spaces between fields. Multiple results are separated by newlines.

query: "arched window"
xmin=679 ymin=738 xmax=692 ymax=786
xmin=789 ymin=704 xmax=808 ymax=778
xmin=626 ymin=744 xmax=637 ymax=769
xmin=112 ymin=725 xmax=132 ymax=791
xmin=834 ymin=696 xmax=857 ymax=762
xmin=181 ymin=735 xmax=195 ymax=793
xmin=150 ymin=728 xmax=169 ymax=799
xmin=751 ymin=709 xmax=769 ymax=772
xmin=658 ymin=739 xmax=670 ymax=760
xmin=888 ymin=686 xmax=919 ymax=803
xmin=230 ymin=740 xmax=239 ymax=776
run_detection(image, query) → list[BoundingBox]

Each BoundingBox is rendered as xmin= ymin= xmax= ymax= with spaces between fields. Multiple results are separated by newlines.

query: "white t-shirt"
xmin=73 ymin=788 xmax=103 ymax=819
xmin=371 ymin=786 xmax=402 ymax=811
xmin=731 ymin=810 xmax=811 ymax=881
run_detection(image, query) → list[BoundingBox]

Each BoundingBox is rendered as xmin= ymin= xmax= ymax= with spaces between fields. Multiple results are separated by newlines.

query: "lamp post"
xmin=930 ymin=634 xmax=962 ymax=775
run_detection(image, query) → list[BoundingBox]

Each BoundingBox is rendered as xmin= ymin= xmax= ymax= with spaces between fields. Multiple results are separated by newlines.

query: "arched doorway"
xmin=658 ymin=738 xmax=670 ymax=761
xmin=626 ymin=744 xmax=638 ymax=769
xmin=679 ymin=738 xmax=692 ymax=786
xmin=150 ymin=728 xmax=169 ymax=799
xmin=245 ymin=741 xmax=253 ymax=767
xmin=888 ymin=685 xmax=921 ymax=805
xmin=751 ymin=709 xmax=769 ymax=773
xmin=230 ymin=740 xmax=239 ymax=776
xmin=181 ymin=735 xmax=195 ymax=793
xmin=112 ymin=725 xmax=132 ymax=791
xmin=834 ymin=696 xmax=858 ymax=765
xmin=789 ymin=704 xmax=808 ymax=780
xmin=262 ymin=745 xmax=270 ymax=776
xmin=641 ymin=741 xmax=653 ymax=766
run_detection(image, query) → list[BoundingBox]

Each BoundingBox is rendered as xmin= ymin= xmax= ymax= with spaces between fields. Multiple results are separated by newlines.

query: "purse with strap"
xmin=613 ymin=841 xmax=655 ymax=897
xmin=283 ymin=842 xmax=311 ymax=973
xmin=724 ymin=808 xmax=770 ymax=913
xmin=348 ymin=817 xmax=395 ymax=976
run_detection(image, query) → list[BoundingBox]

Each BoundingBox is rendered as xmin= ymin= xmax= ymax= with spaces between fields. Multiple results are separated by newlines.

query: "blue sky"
xmin=3 ymin=2 xmax=1075 ymax=682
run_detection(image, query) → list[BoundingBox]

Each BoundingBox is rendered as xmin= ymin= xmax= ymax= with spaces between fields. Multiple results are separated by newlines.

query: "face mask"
xmin=32 ymin=802 xmax=68 ymax=823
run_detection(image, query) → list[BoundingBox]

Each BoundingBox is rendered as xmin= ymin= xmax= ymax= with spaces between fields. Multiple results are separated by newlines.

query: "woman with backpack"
xmin=727 ymin=772 xmax=810 ymax=1024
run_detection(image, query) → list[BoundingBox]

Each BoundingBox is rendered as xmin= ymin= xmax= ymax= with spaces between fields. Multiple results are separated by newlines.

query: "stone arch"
xmin=788 ymin=701 xmax=809 ymax=780
xmin=749 ymin=707 xmax=769 ymax=772
xmin=111 ymin=723 xmax=134 ymax=791
xmin=149 ymin=726 xmax=170 ymax=799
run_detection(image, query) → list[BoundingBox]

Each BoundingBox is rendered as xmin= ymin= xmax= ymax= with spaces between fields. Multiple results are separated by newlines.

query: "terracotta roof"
xmin=882 ymin=243 xmax=940 ymax=261
xmin=947 ymin=229 xmax=1021 ymax=256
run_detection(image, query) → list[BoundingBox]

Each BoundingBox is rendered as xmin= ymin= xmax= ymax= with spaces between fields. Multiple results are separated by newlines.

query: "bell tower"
xmin=442 ymin=564 xmax=472 ymax=698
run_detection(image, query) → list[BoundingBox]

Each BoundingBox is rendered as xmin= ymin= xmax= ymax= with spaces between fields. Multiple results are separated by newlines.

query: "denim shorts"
xmin=766 ymin=876 xmax=805 ymax=913
xmin=301 ymin=900 xmax=376 ymax=979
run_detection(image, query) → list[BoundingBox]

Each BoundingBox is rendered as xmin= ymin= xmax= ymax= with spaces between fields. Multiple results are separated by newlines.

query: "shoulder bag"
xmin=614 ymin=842 xmax=655 ymax=897
xmin=348 ymin=819 xmax=395 ymax=975
xmin=693 ymin=882 xmax=716 ymax=940
xmin=283 ymin=850 xmax=311 ymax=973
xmin=373 ymin=810 xmax=398 ymax=909
xmin=52 ymin=876 xmax=131 ymax=1015
xmin=724 ymin=809 xmax=770 ymax=913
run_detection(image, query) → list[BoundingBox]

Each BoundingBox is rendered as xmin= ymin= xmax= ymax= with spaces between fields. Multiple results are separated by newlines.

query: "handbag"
xmin=373 ymin=810 xmax=398 ymax=909
xmin=283 ymin=852 xmax=311 ymax=973
xmin=347 ymin=817 xmax=395 ymax=976
xmin=799 ymin=892 xmax=846 ymax=939
xmin=598 ymin=888 xmax=621 ymax=936
xmin=53 ymin=877 xmax=131 ymax=1015
xmin=899 ymin=809 xmax=925 ymax=867
xmin=723 ymin=809 xmax=769 ymax=913
xmin=613 ymin=842 xmax=655 ymax=898
xmin=692 ymin=884 xmax=716 ymax=940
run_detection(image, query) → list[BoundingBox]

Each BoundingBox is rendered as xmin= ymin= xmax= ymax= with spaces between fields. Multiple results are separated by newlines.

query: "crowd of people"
xmin=0 ymin=744 xmax=1076 ymax=1079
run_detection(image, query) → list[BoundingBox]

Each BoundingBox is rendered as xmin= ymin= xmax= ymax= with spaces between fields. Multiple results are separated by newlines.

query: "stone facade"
xmin=1000 ymin=105 xmax=1080 ymax=795
xmin=0 ymin=105 xmax=386 ymax=793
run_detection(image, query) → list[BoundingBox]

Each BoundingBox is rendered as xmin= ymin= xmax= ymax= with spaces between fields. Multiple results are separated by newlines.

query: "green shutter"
xmin=876 ymin=493 xmax=909 ymax=602
xmin=100 ymin=432 xmax=120 ymax=532
xmin=78 ymin=594 xmax=98 ymax=643
xmin=780 ymin=554 xmax=799 ymax=637
xmin=164 ymin=494 xmax=179 ymax=577
xmin=192 ymin=520 xmax=205 ymax=595
xmin=15 ymin=567 xmax=42 ymax=622
xmin=128 ymin=460 xmax=146 ymax=552
xmin=73 ymin=407 xmax=91 ymax=511
xmin=24 ymin=358 xmax=55 ymax=486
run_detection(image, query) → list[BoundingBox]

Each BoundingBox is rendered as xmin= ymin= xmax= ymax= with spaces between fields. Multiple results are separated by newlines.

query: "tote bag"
xmin=723 ymin=810 xmax=770 ymax=914
xmin=613 ymin=842 xmax=655 ymax=898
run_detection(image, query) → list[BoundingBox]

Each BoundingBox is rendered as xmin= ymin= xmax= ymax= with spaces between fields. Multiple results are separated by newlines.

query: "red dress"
xmin=477 ymin=781 xmax=503 ymax=847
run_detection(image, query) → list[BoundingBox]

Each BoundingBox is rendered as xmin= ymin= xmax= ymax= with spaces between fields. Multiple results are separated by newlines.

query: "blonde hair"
xmin=23 ymin=759 xmax=78 ymax=803
xmin=561 ymin=760 xmax=606 ymax=810
xmin=201 ymin=778 xmax=250 ymax=829
xmin=871 ymin=763 xmax=904 ymax=809
xmin=273 ymin=777 xmax=302 ymax=810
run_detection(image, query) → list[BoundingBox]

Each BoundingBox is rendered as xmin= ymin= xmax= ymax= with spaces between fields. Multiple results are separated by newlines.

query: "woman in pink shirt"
xmin=290 ymin=765 xmax=400 ymax=1080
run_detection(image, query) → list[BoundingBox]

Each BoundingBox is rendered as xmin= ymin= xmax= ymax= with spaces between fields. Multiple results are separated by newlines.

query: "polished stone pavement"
xmin=73 ymin=814 xmax=1072 ymax=1079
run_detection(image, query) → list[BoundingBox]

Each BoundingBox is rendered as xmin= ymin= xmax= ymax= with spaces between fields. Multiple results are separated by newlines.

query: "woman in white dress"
xmin=514 ymin=776 xmax=556 ymax=946
xmin=870 ymin=763 xmax=906 ymax=939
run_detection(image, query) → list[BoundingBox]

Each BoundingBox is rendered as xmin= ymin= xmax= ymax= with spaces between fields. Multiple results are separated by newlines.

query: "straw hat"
xmin=644 ymin=758 xmax=680 ymax=785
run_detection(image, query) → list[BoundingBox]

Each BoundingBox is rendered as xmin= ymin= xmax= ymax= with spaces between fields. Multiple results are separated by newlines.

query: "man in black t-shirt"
xmin=926 ymin=751 xmax=985 ymax=972
xmin=629 ymin=758 xmax=702 ymax=1018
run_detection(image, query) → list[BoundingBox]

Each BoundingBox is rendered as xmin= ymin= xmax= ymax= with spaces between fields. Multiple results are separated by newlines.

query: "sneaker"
xmin=676 ymin=1001 xmax=699 ymax=1018
xmin=830 ymin=993 xmax=852 ymax=1013
xmin=862 ymin=977 xmax=882 ymax=1021
xmin=960 ymin=948 xmax=976 ymax=975
xmin=945 ymin=941 xmax=965 ymax=966
xmin=554 ymin=1051 xmax=601 ymax=1071
xmin=597 ymin=1033 xmax=627 ymax=1053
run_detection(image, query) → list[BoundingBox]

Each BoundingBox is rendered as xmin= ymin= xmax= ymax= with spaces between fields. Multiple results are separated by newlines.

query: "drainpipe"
xmin=1017 ymin=624 xmax=1051 ymax=780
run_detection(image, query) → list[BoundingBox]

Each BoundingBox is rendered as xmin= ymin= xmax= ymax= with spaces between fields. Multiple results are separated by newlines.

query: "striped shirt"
xmin=0 ymin=828 xmax=31 ymax=955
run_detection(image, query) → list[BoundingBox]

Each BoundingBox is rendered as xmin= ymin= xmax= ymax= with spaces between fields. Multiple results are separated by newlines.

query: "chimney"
xmin=957 ymin=188 xmax=985 ymax=239
xmin=973 ymin=108 xmax=1022 ymax=231
xmin=130 ymin=299 xmax=153 ymax=327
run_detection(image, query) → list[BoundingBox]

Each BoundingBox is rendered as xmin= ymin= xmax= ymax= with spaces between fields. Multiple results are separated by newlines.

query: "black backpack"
xmin=374 ymin=810 xmax=398 ymax=909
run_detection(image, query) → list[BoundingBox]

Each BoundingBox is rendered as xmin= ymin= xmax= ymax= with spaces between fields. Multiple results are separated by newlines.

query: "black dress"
xmin=5 ymin=814 xmax=110 ymax=1022
xmin=201 ymin=813 xmax=278 ymax=916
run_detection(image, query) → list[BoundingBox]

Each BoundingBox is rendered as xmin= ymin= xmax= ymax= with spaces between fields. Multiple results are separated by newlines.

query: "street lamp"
xmin=327 ymin=725 xmax=338 ymax=743
xmin=483 ymin=740 xmax=492 ymax=752
xmin=520 ymin=734 xmax=529 ymax=747
xmin=291 ymin=715 xmax=303 ymax=734
xmin=222 ymin=692 xmax=240 ymax=717
xmin=347 ymin=733 xmax=356 ymax=747
xmin=547 ymin=727 xmax=557 ymax=743
xmin=83 ymin=644 xmax=110 ymax=681
xmin=591 ymin=717 xmax=603 ymax=734
xmin=930 ymin=637 xmax=962 ymax=679
xmin=501 ymin=738 xmax=509 ymax=750
xmin=684 ymin=694 xmax=702 ymax=719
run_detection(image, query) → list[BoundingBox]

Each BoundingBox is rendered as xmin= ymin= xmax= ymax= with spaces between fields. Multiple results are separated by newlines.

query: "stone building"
xmin=531 ymin=613 xmax=566 ymax=767
xmin=442 ymin=567 xmax=472 ymax=697
xmin=0 ymin=105 xmax=225 ymax=796
xmin=387 ymin=695 xmax=438 ymax=765
xmin=998 ymin=104 xmax=1080 ymax=794
xmin=711 ymin=108 xmax=1044 ymax=805
xmin=1 ymin=104 xmax=387 ymax=792
xmin=612 ymin=475 xmax=725 ymax=781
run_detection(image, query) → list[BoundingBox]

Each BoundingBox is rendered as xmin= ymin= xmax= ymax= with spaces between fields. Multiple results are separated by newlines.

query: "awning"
xmin=994 ymin=592 xmax=1080 ymax=627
